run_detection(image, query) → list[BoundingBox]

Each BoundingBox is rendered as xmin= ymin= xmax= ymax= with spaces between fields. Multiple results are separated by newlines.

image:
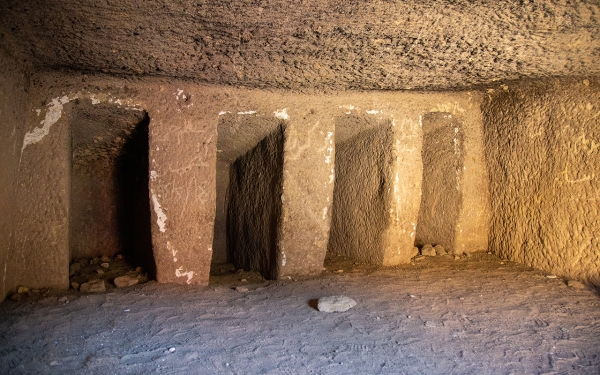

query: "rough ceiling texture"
xmin=1 ymin=0 xmax=599 ymax=91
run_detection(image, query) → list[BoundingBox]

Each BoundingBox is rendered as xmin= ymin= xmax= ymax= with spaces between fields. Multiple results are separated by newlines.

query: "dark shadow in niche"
xmin=115 ymin=114 xmax=156 ymax=279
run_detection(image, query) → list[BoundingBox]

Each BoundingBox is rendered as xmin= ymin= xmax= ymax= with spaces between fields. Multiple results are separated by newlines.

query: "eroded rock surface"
xmin=1 ymin=1 xmax=598 ymax=91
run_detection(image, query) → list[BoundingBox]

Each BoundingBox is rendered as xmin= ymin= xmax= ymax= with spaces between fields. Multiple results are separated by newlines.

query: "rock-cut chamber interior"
xmin=69 ymin=103 xmax=155 ymax=277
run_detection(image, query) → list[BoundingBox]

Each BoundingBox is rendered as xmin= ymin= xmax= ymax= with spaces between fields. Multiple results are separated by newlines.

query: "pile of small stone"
xmin=420 ymin=244 xmax=447 ymax=257
xmin=69 ymin=254 xmax=148 ymax=293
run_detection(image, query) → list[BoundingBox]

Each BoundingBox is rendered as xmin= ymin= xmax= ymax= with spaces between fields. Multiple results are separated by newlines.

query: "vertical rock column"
xmin=0 ymin=49 xmax=28 ymax=300
xmin=148 ymin=105 xmax=217 ymax=286
xmin=279 ymin=115 xmax=336 ymax=277
xmin=228 ymin=113 xmax=336 ymax=279
xmin=12 ymin=95 xmax=73 ymax=290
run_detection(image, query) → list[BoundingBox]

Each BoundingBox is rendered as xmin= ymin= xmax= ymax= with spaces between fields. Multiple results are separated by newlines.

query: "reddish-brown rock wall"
xmin=483 ymin=78 xmax=600 ymax=285
xmin=0 ymin=48 xmax=28 ymax=301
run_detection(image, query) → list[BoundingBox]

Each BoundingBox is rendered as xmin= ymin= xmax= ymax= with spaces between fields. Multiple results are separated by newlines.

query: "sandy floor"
xmin=1 ymin=253 xmax=599 ymax=375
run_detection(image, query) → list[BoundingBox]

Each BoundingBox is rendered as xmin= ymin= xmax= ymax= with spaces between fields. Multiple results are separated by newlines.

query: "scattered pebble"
xmin=421 ymin=244 xmax=436 ymax=257
xmin=101 ymin=263 xmax=110 ymax=269
xmin=96 ymin=269 xmax=105 ymax=275
xmin=454 ymin=255 xmax=461 ymax=260
xmin=58 ymin=296 xmax=68 ymax=303
xmin=566 ymin=279 xmax=586 ymax=289
xmin=49 ymin=361 xmax=59 ymax=366
xmin=240 ymin=278 xmax=247 ymax=282
xmin=235 ymin=286 xmax=249 ymax=293
xmin=335 ymin=270 xmax=344 ymax=273
xmin=17 ymin=286 xmax=28 ymax=294
xmin=101 ymin=255 xmax=111 ymax=262
xmin=317 ymin=296 xmax=356 ymax=313
xmin=546 ymin=275 xmax=557 ymax=279
xmin=69 ymin=263 xmax=82 ymax=276
xmin=434 ymin=245 xmax=446 ymax=256
xmin=114 ymin=275 xmax=139 ymax=288
xmin=409 ymin=294 xmax=415 ymax=298
xmin=165 ymin=347 xmax=176 ymax=353
xmin=79 ymin=279 xmax=106 ymax=293
xmin=425 ymin=321 xmax=437 ymax=328
xmin=71 ymin=282 xmax=80 ymax=290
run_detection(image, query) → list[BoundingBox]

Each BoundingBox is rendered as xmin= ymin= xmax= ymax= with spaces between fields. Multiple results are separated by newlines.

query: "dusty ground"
xmin=1 ymin=253 xmax=599 ymax=375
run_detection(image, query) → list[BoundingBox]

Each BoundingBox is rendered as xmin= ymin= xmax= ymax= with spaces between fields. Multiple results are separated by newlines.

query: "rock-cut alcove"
xmin=213 ymin=112 xmax=283 ymax=272
xmin=328 ymin=113 xmax=419 ymax=266
xmin=70 ymin=103 xmax=155 ymax=276
xmin=415 ymin=112 xmax=464 ymax=253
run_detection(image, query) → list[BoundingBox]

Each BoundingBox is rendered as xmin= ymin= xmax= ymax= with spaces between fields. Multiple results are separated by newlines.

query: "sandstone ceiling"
xmin=0 ymin=0 xmax=599 ymax=91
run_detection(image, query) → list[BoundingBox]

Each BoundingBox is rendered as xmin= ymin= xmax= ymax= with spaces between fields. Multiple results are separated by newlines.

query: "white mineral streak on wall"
xmin=23 ymin=92 xmax=143 ymax=153
xmin=431 ymin=102 xmax=466 ymax=114
xmin=175 ymin=267 xmax=194 ymax=284
xmin=366 ymin=109 xmax=382 ymax=115
xmin=274 ymin=108 xmax=289 ymax=120
xmin=150 ymin=170 xmax=158 ymax=181
xmin=218 ymin=111 xmax=230 ymax=116
xmin=325 ymin=131 xmax=333 ymax=164
xmin=22 ymin=95 xmax=70 ymax=152
xmin=167 ymin=241 xmax=177 ymax=262
xmin=174 ymin=89 xmax=184 ymax=100
xmin=150 ymin=190 xmax=167 ymax=233
xmin=323 ymin=130 xmax=335 ymax=215
xmin=237 ymin=110 xmax=257 ymax=115
xmin=339 ymin=105 xmax=355 ymax=114
xmin=281 ymin=252 xmax=287 ymax=266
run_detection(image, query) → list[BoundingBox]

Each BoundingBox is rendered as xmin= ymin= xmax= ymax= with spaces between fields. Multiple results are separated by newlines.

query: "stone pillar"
xmin=453 ymin=100 xmax=490 ymax=254
xmin=382 ymin=116 xmax=423 ymax=265
xmin=279 ymin=115 xmax=336 ymax=277
xmin=0 ymin=48 xmax=28 ymax=300
xmin=13 ymin=95 xmax=73 ymax=290
xmin=148 ymin=109 xmax=217 ymax=286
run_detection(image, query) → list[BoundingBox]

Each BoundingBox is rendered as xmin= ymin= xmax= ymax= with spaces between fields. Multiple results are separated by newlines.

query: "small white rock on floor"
xmin=317 ymin=295 xmax=356 ymax=312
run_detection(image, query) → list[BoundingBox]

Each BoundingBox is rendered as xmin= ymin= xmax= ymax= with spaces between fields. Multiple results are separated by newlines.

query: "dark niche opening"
xmin=69 ymin=103 xmax=155 ymax=278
